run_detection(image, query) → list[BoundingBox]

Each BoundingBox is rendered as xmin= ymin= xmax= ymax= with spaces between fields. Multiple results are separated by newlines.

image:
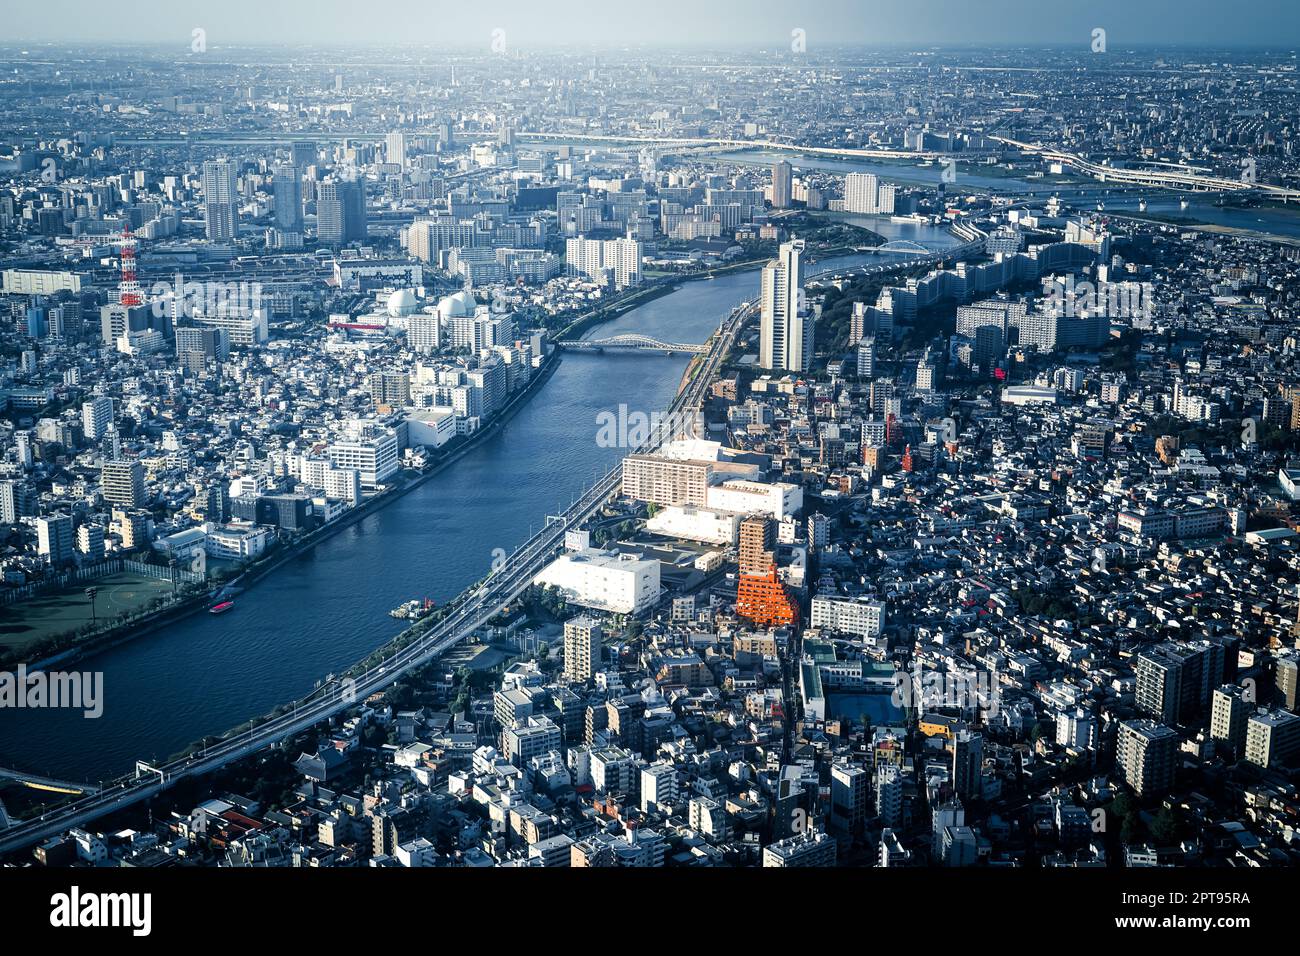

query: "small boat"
xmin=209 ymin=600 xmax=235 ymax=615
xmin=389 ymin=598 xmax=435 ymax=621
xmin=1138 ymin=198 xmax=1148 ymax=213
xmin=1179 ymin=198 xmax=1189 ymax=211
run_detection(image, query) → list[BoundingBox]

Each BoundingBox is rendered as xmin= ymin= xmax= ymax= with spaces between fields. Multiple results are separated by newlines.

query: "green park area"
xmin=0 ymin=571 xmax=177 ymax=662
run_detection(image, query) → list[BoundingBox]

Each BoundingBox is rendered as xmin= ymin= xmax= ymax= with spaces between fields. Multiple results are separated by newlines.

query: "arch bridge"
xmin=562 ymin=334 xmax=708 ymax=354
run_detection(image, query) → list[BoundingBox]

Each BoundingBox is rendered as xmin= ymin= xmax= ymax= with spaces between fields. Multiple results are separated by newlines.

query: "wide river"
xmin=0 ymin=234 xmax=955 ymax=783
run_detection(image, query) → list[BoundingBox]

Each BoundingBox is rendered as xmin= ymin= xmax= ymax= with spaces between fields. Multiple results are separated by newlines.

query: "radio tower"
xmin=118 ymin=225 xmax=142 ymax=306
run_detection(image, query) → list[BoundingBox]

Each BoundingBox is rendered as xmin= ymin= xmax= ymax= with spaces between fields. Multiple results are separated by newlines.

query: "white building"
xmin=759 ymin=238 xmax=811 ymax=373
xmin=328 ymin=432 xmax=399 ymax=488
xmin=405 ymin=407 xmax=457 ymax=448
xmin=645 ymin=505 xmax=740 ymax=545
xmin=205 ymin=523 xmax=272 ymax=560
xmin=706 ymin=479 xmax=803 ymax=520
xmin=533 ymin=548 xmax=660 ymax=614
xmin=565 ymin=236 xmax=643 ymax=289
xmin=810 ymin=595 xmax=886 ymax=638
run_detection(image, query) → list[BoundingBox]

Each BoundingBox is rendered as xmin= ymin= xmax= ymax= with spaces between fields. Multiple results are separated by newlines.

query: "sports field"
xmin=0 ymin=571 xmax=176 ymax=658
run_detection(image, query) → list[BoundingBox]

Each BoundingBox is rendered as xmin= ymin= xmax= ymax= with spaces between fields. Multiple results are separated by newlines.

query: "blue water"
xmin=1 ymin=248 xmax=920 ymax=781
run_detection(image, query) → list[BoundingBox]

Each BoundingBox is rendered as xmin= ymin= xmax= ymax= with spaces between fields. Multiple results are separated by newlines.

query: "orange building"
xmin=736 ymin=567 xmax=799 ymax=628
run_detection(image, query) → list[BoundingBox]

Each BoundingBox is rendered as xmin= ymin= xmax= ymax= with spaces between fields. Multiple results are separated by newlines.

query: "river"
xmin=719 ymin=150 xmax=1300 ymax=242
xmin=0 ymin=242 xmax=952 ymax=783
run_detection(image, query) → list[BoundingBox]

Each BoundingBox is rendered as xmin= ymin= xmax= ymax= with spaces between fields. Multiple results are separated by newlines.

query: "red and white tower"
xmin=118 ymin=226 xmax=142 ymax=307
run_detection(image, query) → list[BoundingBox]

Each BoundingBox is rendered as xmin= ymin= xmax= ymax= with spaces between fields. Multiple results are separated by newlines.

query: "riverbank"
xmin=16 ymin=348 xmax=564 ymax=672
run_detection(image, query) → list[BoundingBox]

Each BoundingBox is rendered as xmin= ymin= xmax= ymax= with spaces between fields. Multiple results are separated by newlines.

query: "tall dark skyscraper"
xmin=317 ymin=179 xmax=367 ymax=244
xmin=272 ymin=164 xmax=303 ymax=231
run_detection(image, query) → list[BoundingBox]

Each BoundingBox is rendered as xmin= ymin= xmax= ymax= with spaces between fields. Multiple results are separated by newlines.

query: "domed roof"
xmin=387 ymin=289 xmax=419 ymax=317
xmin=437 ymin=290 xmax=475 ymax=318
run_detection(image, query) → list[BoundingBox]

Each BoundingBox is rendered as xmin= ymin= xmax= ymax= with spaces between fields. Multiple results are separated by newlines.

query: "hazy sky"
xmin=8 ymin=0 xmax=1300 ymax=48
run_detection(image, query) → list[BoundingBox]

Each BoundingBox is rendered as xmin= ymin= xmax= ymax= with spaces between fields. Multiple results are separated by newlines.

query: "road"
xmin=0 ymin=297 xmax=744 ymax=857
xmin=0 ymin=242 xmax=951 ymax=856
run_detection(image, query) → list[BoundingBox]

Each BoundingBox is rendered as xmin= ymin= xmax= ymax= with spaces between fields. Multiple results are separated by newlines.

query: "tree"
xmin=1121 ymin=811 xmax=1143 ymax=846
xmin=1149 ymin=807 xmax=1179 ymax=846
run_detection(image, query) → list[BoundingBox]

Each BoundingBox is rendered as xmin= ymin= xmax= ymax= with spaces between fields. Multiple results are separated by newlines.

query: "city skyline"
xmin=4 ymin=0 xmax=1299 ymax=47
xmin=0 ymin=2 xmax=1294 ymax=931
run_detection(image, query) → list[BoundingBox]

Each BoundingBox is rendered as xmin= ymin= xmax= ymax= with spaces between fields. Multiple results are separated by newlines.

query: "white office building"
xmin=706 ymin=479 xmax=803 ymax=520
xmin=810 ymin=595 xmax=886 ymax=638
xmin=645 ymin=505 xmax=740 ymax=545
xmin=759 ymin=239 xmax=811 ymax=373
xmin=533 ymin=548 xmax=660 ymax=614
xmin=328 ymin=431 xmax=399 ymax=488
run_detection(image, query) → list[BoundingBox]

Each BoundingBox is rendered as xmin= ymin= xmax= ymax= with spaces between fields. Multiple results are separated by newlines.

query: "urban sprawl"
xmin=3 ymin=42 xmax=1300 ymax=871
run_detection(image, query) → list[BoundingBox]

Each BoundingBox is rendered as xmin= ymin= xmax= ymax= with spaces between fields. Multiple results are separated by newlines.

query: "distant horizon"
xmin=7 ymin=0 xmax=1300 ymax=48
xmin=1 ymin=39 xmax=1296 ymax=52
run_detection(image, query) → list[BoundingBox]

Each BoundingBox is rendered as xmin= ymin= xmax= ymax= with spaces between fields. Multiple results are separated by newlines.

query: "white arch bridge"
xmin=561 ymin=334 xmax=708 ymax=354
xmin=856 ymin=239 xmax=933 ymax=256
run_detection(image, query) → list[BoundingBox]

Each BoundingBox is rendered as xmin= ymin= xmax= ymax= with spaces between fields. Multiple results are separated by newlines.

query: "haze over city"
xmin=0 ymin=0 xmax=1295 ymax=939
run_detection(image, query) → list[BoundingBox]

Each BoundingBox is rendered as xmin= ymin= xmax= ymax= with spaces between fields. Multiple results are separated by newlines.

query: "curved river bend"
xmin=1 ymin=243 xmax=956 ymax=782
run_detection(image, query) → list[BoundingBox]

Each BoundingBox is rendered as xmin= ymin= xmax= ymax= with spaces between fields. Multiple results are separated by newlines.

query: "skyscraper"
xmin=385 ymin=131 xmax=407 ymax=169
xmin=201 ymin=160 xmax=238 ymax=241
xmin=844 ymin=172 xmax=881 ymax=214
xmin=771 ymin=160 xmax=793 ymax=208
xmin=272 ymin=165 xmax=303 ymax=232
xmin=759 ymin=238 xmax=811 ymax=373
xmin=318 ymin=179 xmax=367 ymax=245
xmin=290 ymin=141 xmax=317 ymax=169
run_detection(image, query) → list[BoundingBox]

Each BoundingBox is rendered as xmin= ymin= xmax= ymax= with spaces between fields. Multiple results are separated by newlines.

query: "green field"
xmin=0 ymin=571 xmax=177 ymax=658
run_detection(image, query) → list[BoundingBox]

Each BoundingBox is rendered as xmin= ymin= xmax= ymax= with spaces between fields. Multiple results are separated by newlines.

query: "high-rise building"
xmin=272 ymin=165 xmax=303 ymax=232
xmin=176 ymin=326 xmax=230 ymax=366
xmin=1245 ymin=709 xmax=1300 ymax=769
xmin=621 ymin=454 xmax=712 ymax=507
xmin=0 ymin=480 xmax=34 ymax=525
xmin=565 ymin=236 xmax=642 ymax=289
xmin=762 ymin=829 xmax=837 ymax=867
xmin=290 ymin=141 xmax=317 ymax=169
xmin=1276 ymin=653 xmax=1299 ymax=711
xmin=759 ymin=238 xmax=811 ymax=373
xmin=101 ymin=459 xmax=146 ymax=508
xmin=77 ymin=523 xmax=105 ymax=561
xmin=563 ymin=616 xmax=602 ymax=683
xmin=1210 ymin=684 xmax=1249 ymax=758
xmin=99 ymin=302 xmax=153 ymax=348
xmin=856 ymin=337 xmax=875 ymax=379
xmin=830 ymin=763 xmax=867 ymax=834
xmin=368 ymin=371 xmax=411 ymax=407
xmin=385 ymin=132 xmax=407 ymax=169
xmin=318 ymin=179 xmax=367 ymax=245
xmin=81 ymin=396 xmax=114 ymax=442
xmin=201 ymin=160 xmax=238 ymax=241
xmin=36 ymin=514 xmax=74 ymax=565
xmin=738 ymin=514 xmax=774 ymax=575
xmin=1116 ymin=719 xmax=1178 ymax=796
xmin=844 ymin=172 xmax=881 ymax=214
xmin=952 ymin=730 xmax=983 ymax=799
xmin=771 ymin=160 xmax=793 ymax=208
xmin=1136 ymin=640 xmax=1228 ymax=726
xmin=407 ymin=314 xmax=440 ymax=354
